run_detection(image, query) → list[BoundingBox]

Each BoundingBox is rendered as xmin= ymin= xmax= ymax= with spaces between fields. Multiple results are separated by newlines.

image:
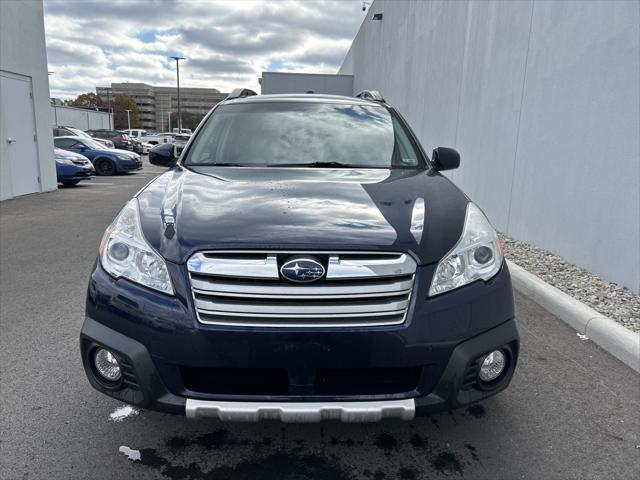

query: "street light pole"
xmin=124 ymin=109 xmax=131 ymax=131
xmin=169 ymin=56 xmax=185 ymax=133
xmin=106 ymin=85 xmax=112 ymax=129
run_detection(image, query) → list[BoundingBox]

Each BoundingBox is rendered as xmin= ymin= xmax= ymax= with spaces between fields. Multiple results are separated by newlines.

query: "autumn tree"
xmin=113 ymin=94 xmax=140 ymax=129
xmin=70 ymin=92 xmax=104 ymax=108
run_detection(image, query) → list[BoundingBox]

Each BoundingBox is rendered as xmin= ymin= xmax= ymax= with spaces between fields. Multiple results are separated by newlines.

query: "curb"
xmin=507 ymin=260 xmax=640 ymax=373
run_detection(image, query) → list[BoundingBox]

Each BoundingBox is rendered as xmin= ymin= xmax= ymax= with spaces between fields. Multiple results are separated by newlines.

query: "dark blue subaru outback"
xmin=81 ymin=89 xmax=518 ymax=422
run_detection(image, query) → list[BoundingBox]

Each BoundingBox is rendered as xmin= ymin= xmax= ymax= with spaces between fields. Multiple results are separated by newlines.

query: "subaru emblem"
xmin=280 ymin=257 xmax=325 ymax=283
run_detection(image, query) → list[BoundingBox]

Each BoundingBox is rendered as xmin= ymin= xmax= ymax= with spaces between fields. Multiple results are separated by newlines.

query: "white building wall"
xmin=51 ymin=106 xmax=112 ymax=130
xmin=340 ymin=0 xmax=640 ymax=293
xmin=0 ymin=0 xmax=56 ymax=199
xmin=261 ymin=72 xmax=354 ymax=96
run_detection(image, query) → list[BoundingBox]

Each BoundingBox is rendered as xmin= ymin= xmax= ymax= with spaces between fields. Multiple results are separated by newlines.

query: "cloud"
xmin=186 ymin=56 xmax=257 ymax=76
xmin=43 ymin=0 xmax=365 ymax=99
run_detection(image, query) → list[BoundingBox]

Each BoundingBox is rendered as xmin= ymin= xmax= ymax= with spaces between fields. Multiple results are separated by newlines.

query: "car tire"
xmin=95 ymin=158 xmax=116 ymax=176
xmin=61 ymin=180 xmax=80 ymax=186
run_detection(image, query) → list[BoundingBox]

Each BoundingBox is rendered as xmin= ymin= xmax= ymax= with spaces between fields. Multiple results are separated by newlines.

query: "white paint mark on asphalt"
xmin=119 ymin=446 xmax=141 ymax=461
xmin=576 ymin=333 xmax=589 ymax=340
xmin=109 ymin=405 xmax=139 ymax=422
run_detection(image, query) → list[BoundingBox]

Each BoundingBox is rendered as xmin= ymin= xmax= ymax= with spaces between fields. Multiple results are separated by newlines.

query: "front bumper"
xmin=119 ymin=162 xmax=142 ymax=172
xmin=80 ymin=261 xmax=519 ymax=420
xmin=80 ymin=315 xmax=518 ymax=420
xmin=57 ymin=164 xmax=95 ymax=182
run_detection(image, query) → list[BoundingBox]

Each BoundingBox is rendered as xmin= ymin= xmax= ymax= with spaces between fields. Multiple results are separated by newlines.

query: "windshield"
xmin=183 ymin=102 xmax=422 ymax=168
xmin=69 ymin=127 xmax=92 ymax=139
xmin=81 ymin=138 xmax=109 ymax=150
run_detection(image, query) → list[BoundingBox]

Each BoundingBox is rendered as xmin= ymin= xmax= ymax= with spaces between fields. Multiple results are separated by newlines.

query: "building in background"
xmin=339 ymin=0 xmax=639 ymax=293
xmin=96 ymin=82 xmax=227 ymax=132
xmin=260 ymin=72 xmax=353 ymax=96
xmin=0 ymin=0 xmax=56 ymax=200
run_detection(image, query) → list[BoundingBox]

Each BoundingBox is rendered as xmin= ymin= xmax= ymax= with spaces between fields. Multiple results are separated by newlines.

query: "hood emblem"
xmin=280 ymin=257 xmax=325 ymax=283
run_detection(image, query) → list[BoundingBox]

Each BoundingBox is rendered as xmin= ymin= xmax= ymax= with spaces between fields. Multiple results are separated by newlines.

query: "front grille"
xmin=181 ymin=367 xmax=288 ymax=395
xmin=187 ymin=251 xmax=417 ymax=327
xmin=315 ymin=367 xmax=422 ymax=395
xmin=180 ymin=366 xmax=421 ymax=396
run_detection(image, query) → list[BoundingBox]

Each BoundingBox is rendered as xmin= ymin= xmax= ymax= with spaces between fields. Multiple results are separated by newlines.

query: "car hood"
xmin=136 ymin=166 xmax=469 ymax=265
xmin=102 ymin=149 xmax=136 ymax=158
xmin=54 ymin=148 xmax=89 ymax=161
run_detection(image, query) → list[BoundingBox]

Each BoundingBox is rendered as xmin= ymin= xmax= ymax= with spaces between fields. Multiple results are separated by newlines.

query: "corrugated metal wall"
xmin=261 ymin=72 xmax=354 ymax=96
xmin=51 ymin=105 xmax=112 ymax=130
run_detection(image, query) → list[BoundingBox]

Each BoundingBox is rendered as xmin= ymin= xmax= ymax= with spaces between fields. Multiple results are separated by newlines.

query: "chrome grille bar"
xmin=187 ymin=251 xmax=417 ymax=328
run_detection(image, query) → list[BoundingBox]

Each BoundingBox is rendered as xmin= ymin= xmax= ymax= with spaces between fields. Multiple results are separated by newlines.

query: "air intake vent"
xmin=461 ymin=360 xmax=480 ymax=390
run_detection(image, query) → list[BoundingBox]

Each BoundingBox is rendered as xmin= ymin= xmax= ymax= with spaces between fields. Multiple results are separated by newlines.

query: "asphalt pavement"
xmin=1 ymin=162 xmax=639 ymax=480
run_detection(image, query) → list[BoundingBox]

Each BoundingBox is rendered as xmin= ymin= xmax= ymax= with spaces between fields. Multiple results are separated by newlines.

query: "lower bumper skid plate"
xmin=185 ymin=398 xmax=416 ymax=422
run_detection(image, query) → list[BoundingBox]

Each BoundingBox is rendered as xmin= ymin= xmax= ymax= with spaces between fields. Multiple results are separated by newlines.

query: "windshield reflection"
xmin=185 ymin=102 xmax=419 ymax=168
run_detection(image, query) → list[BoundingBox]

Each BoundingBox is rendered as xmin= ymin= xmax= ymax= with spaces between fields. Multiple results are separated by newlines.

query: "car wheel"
xmin=61 ymin=180 xmax=80 ymax=186
xmin=96 ymin=159 xmax=116 ymax=176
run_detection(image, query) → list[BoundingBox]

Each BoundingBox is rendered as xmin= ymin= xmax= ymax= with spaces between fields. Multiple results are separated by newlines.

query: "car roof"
xmin=223 ymin=93 xmax=384 ymax=107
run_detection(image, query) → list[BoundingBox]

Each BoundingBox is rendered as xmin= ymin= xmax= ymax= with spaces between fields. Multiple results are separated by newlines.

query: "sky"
xmin=43 ymin=0 xmax=366 ymax=99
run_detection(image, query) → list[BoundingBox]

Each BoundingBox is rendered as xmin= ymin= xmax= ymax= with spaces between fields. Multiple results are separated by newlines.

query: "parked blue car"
xmin=53 ymin=136 xmax=142 ymax=176
xmin=54 ymin=148 xmax=95 ymax=185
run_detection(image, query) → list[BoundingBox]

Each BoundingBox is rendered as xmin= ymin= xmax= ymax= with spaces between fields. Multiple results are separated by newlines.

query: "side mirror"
xmin=149 ymin=145 xmax=178 ymax=167
xmin=431 ymin=147 xmax=460 ymax=171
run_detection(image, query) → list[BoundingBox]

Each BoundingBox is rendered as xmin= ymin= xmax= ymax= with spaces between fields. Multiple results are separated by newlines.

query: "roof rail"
xmin=355 ymin=90 xmax=385 ymax=103
xmin=226 ymin=88 xmax=258 ymax=100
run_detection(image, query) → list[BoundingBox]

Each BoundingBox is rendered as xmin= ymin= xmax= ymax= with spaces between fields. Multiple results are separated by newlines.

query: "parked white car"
xmin=124 ymin=129 xmax=173 ymax=146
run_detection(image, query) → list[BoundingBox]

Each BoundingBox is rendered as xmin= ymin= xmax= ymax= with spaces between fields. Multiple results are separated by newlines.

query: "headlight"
xmin=429 ymin=202 xmax=503 ymax=296
xmin=116 ymin=154 xmax=131 ymax=160
xmin=99 ymin=199 xmax=174 ymax=294
xmin=56 ymin=157 xmax=74 ymax=165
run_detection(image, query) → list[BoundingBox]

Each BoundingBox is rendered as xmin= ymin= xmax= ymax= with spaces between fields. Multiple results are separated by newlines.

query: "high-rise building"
xmin=96 ymin=82 xmax=227 ymax=131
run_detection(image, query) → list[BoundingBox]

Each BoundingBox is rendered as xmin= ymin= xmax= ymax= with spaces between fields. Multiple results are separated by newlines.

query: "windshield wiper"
xmin=268 ymin=161 xmax=358 ymax=168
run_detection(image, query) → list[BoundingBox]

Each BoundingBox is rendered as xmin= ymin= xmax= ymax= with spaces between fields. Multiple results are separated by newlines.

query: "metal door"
xmin=0 ymin=72 xmax=40 ymax=197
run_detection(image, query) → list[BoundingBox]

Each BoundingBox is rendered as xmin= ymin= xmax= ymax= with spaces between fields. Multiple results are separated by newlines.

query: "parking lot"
xmin=0 ymin=162 xmax=639 ymax=480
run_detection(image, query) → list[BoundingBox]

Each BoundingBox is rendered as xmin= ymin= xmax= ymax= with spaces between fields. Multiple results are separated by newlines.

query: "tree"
xmin=70 ymin=92 xmax=104 ymax=108
xmin=113 ymin=94 xmax=140 ymax=130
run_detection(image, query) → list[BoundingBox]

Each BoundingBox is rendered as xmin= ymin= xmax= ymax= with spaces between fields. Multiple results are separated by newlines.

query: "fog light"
xmin=93 ymin=348 xmax=121 ymax=381
xmin=479 ymin=350 xmax=506 ymax=382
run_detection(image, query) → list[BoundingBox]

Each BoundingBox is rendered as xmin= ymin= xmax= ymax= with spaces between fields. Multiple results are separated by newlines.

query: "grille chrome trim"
xmin=190 ymin=276 xmax=414 ymax=296
xmin=327 ymin=253 xmax=415 ymax=279
xmin=192 ymin=287 xmax=412 ymax=300
xmin=187 ymin=251 xmax=417 ymax=328
xmin=187 ymin=252 xmax=279 ymax=278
